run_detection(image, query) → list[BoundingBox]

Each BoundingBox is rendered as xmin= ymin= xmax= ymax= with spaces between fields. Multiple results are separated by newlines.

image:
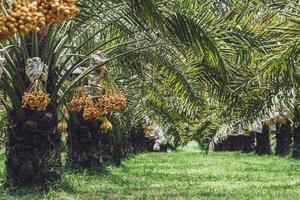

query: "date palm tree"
xmin=172 ymin=0 xmax=300 ymax=155
xmin=58 ymin=0 xmax=205 ymax=169
xmin=0 ymin=0 xmax=162 ymax=186
xmin=63 ymin=0 xmax=273 ymax=168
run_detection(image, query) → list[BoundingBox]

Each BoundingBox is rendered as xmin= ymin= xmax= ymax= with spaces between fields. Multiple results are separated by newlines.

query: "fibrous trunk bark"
xmin=292 ymin=125 xmax=300 ymax=158
xmin=99 ymin=133 xmax=114 ymax=164
xmin=242 ymin=133 xmax=255 ymax=153
xmin=112 ymin=133 xmax=130 ymax=166
xmin=67 ymin=114 xmax=102 ymax=170
xmin=129 ymin=127 xmax=148 ymax=153
xmin=276 ymin=123 xmax=292 ymax=156
xmin=255 ymin=125 xmax=271 ymax=155
xmin=112 ymin=143 xmax=122 ymax=166
xmin=5 ymin=104 xmax=61 ymax=187
xmin=215 ymin=135 xmax=254 ymax=152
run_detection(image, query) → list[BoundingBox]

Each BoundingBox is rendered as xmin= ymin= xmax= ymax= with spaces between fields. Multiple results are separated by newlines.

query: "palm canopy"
xmin=203 ymin=1 xmax=300 ymax=149
xmin=75 ymin=0 xmax=272 ymax=143
xmin=0 ymin=0 xmax=297 ymax=148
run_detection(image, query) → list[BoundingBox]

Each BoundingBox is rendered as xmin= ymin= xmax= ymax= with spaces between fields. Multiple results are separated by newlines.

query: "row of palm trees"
xmin=164 ymin=0 xmax=300 ymax=156
xmin=0 ymin=0 xmax=209 ymax=187
xmin=0 ymin=0 xmax=298 ymax=188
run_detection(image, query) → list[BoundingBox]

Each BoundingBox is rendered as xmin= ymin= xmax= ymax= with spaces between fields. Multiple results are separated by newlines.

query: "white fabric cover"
xmin=153 ymin=142 xmax=160 ymax=151
xmin=252 ymin=121 xmax=262 ymax=133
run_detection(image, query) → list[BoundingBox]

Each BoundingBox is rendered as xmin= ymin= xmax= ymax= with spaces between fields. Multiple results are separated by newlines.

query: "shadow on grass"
xmin=64 ymin=163 xmax=112 ymax=177
xmin=1 ymin=177 xmax=77 ymax=198
xmin=0 ymin=159 xmax=134 ymax=198
xmin=64 ymin=164 xmax=132 ymax=186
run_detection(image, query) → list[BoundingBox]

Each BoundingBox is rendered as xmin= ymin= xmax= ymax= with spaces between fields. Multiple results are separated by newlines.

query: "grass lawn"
xmin=0 ymin=150 xmax=300 ymax=199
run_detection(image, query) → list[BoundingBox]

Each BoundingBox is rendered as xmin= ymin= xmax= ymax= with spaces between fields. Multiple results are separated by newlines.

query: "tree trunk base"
xmin=99 ymin=134 xmax=114 ymax=164
xmin=67 ymin=118 xmax=102 ymax=170
xmin=292 ymin=126 xmax=300 ymax=159
xmin=242 ymin=133 xmax=255 ymax=153
xmin=276 ymin=123 xmax=292 ymax=156
xmin=214 ymin=135 xmax=254 ymax=152
xmin=5 ymin=106 xmax=61 ymax=187
xmin=129 ymin=128 xmax=148 ymax=153
xmin=112 ymin=143 xmax=122 ymax=166
xmin=255 ymin=125 xmax=271 ymax=155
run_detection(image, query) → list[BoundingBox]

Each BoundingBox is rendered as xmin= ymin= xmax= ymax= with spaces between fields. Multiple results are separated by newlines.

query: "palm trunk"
xmin=124 ymin=134 xmax=131 ymax=156
xmin=112 ymin=133 xmax=131 ymax=166
xmin=67 ymin=114 xmax=102 ymax=170
xmin=5 ymin=104 xmax=61 ymax=187
xmin=276 ymin=123 xmax=292 ymax=156
xmin=255 ymin=125 xmax=271 ymax=155
xmin=146 ymin=139 xmax=155 ymax=152
xmin=100 ymin=133 xmax=114 ymax=164
xmin=129 ymin=127 xmax=147 ymax=153
xmin=112 ymin=142 xmax=122 ymax=166
xmin=215 ymin=135 xmax=254 ymax=152
xmin=242 ymin=133 xmax=255 ymax=153
xmin=292 ymin=125 xmax=300 ymax=158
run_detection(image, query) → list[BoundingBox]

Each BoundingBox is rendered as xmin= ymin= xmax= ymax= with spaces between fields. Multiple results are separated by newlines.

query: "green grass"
xmin=0 ymin=151 xmax=300 ymax=199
